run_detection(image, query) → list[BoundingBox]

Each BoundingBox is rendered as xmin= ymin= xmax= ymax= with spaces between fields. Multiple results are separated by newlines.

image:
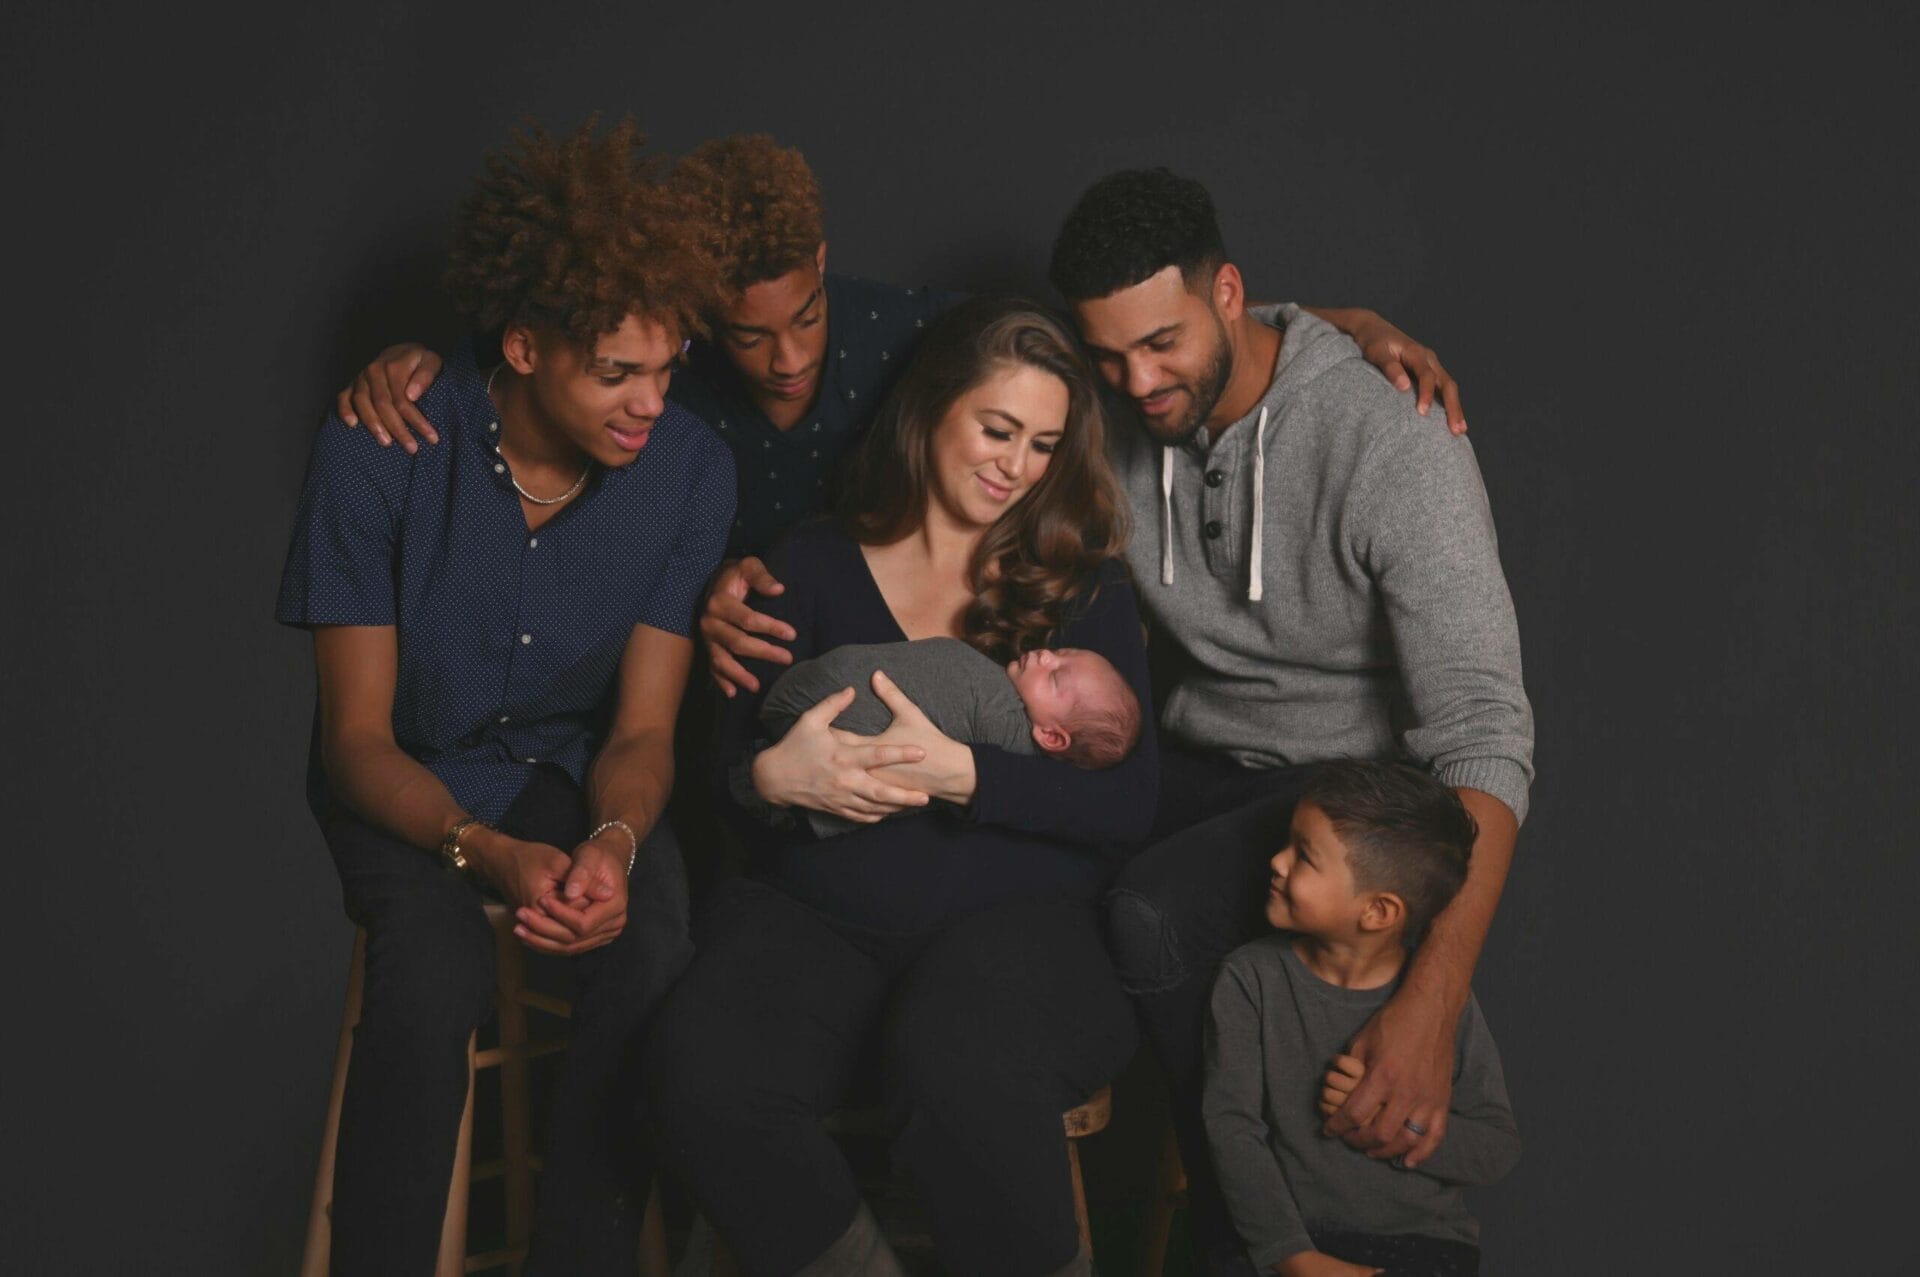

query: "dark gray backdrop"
xmin=5 ymin=3 xmax=1913 ymax=1272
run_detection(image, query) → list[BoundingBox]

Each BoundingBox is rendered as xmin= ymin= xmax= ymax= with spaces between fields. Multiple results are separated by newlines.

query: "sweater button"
xmin=1205 ymin=469 xmax=1225 ymax=488
xmin=1204 ymin=520 xmax=1223 ymax=539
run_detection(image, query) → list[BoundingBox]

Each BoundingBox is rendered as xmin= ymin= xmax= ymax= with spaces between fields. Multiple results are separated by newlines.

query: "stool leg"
xmin=491 ymin=920 xmax=535 ymax=1274
xmin=1068 ymin=1136 xmax=1093 ymax=1257
xmin=1138 ymin=1124 xmax=1185 ymax=1277
xmin=300 ymin=929 xmax=366 ymax=1277
xmin=432 ymin=1034 xmax=478 ymax=1277
xmin=635 ymin=1181 xmax=671 ymax=1277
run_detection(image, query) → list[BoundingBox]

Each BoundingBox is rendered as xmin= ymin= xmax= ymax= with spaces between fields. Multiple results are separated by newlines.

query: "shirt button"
xmin=524 ymin=757 xmax=537 ymax=765
xmin=499 ymin=715 xmax=510 ymax=723
xmin=488 ymin=421 xmax=498 ymax=433
xmin=528 ymin=537 xmax=538 ymax=548
xmin=1205 ymin=469 xmax=1225 ymax=488
xmin=1204 ymin=520 xmax=1224 ymax=539
xmin=520 ymin=633 xmax=532 ymax=644
xmin=493 ymin=463 xmax=506 ymax=474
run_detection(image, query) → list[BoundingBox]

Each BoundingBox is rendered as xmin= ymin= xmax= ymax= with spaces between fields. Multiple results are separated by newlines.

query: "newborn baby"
xmin=760 ymin=636 xmax=1142 ymax=837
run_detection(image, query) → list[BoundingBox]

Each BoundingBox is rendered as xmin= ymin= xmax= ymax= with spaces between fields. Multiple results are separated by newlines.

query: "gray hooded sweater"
xmin=1106 ymin=306 xmax=1534 ymax=821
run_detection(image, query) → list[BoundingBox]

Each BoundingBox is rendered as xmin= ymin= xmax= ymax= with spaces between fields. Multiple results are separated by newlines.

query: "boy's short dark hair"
xmin=1301 ymin=760 xmax=1477 ymax=950
xmin=1047 ymin=167 xmax=1227 ymax=302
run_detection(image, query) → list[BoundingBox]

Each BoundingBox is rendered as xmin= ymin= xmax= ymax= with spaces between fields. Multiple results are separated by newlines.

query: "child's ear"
xmin=1359 ymin=891 xmax=1405 ymax=935
xmin=1032 ymin=722 xmax=1070 ymax=754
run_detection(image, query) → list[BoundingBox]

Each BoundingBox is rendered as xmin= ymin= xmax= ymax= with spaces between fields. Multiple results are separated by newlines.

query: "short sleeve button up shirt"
xmin=277 ymin=345 xmax=735 ymax=822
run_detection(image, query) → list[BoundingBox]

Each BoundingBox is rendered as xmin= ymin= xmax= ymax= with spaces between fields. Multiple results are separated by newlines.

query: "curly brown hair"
xmin=837 ymin=296 xmax=1131 ymax=663
xmin=445 ymin=117 xmax=723 ymax=347
xmin=671 ymin=133 xmax=825 ymax=292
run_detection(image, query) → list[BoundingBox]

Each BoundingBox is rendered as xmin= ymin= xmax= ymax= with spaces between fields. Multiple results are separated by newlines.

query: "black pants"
xmin=645 ymin=878 xmax=1139 ymax=1277
xmin=1313 ymin=1229 xmax=1480 ymax=1277
xmin=321 ymin=766 xmax=693 ymax=1277
xmin=1106 ymin=749 xmax=1316 ymax=1277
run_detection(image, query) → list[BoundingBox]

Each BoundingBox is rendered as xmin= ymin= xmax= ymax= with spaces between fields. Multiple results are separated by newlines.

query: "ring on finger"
xmin=1402 ymin=1118 xmax=1428 ymax=1136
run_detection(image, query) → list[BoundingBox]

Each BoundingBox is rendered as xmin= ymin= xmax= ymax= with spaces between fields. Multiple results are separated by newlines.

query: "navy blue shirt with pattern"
xmin=277 ymin=345 xmax=736 ymax=824
xmin=669 ymin=274 xmax=957 ymax=557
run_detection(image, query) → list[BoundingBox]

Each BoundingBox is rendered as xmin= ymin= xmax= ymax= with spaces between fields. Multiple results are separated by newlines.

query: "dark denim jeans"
xmin=646 ymin=879 xmax=1137 ymax=1277
xmin=1106 ymin=749 xmax=1315 ymax=1277
xmin=321 ymin=765 xmax=692 ymax=1277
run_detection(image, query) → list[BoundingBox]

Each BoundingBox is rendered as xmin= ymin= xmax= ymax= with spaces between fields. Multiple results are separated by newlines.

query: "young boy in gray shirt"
xmin=1204 ymin=761 xmax=1520 ymax=1277
xmin=760 ymin=637 xmax=1141 ymax=837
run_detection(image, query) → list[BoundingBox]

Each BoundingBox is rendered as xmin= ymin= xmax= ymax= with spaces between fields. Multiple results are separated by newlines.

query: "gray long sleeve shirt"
xmin=760 ymin=637 xmax=1033 ymax=837
xmin=1203 ymin=936 xmax=1521 ymax=1268
xmin=1106 ymin=306 xmax=1534 ymax=822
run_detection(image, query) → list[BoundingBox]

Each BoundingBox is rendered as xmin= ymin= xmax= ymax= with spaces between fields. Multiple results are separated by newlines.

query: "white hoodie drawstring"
xmin=1160 ymin=445 xmax=1176 ymax=586
xmin=1248 ymin=406 xmax=1267 ymax=602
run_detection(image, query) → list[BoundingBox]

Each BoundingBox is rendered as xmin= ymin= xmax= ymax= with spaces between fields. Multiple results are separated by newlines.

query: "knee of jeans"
xmin=359 ymin=905 xmax=497 ymax=1038
xmin=1104 ymin=887 xmax=1187 ymax=995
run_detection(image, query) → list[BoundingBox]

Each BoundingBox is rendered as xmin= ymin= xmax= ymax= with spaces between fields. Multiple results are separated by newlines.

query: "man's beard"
xmin=1140 ymin=319 xmax=1233 ymax=447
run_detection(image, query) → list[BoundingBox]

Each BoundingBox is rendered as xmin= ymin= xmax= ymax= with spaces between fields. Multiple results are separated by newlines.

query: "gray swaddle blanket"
xmin=760 ymin=637 xmax=1034 ymax=838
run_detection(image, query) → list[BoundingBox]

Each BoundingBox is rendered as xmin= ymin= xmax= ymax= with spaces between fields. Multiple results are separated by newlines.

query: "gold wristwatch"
xmin=439 ymin=817 xmax=486 ymax=874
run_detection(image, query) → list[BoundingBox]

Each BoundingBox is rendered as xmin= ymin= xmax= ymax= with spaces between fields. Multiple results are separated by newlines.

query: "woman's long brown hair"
xmin=837 ymin=295 xmax=1130 ymax=661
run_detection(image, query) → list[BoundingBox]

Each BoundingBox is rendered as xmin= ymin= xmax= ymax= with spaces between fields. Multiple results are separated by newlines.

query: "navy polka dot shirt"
xmin=671 ymin=274 xmax=957 ymax=557
xmin=277 ymin=345 xmax=736 ymax=822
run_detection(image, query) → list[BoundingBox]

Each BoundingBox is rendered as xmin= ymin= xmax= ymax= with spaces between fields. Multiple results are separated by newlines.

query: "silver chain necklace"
xmin=486 ymin=364 xmax=591 ymax=506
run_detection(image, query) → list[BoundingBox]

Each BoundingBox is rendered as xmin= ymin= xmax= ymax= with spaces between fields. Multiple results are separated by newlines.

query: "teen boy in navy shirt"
xmin=278 ymin=120 xmax=733 ymax=1276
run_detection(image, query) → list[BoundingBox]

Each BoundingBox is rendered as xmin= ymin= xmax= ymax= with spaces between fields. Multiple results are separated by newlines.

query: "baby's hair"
xmin=1300 ymin=760 xmax=1477 ymax=950
xmin=1059 ymin=655 xmax=1141 ymax=769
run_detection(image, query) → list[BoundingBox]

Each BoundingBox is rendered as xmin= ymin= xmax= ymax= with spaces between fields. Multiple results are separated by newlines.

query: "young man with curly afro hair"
xmin=278 ymin=117 xmax=735 ymax=1277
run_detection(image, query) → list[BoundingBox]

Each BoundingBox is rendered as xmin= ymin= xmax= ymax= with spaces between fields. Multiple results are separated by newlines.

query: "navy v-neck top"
xmin=716 ymin=520 xmax=1159 ymax=933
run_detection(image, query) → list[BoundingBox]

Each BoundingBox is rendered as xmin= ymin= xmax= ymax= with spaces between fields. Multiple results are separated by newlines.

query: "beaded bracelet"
xmin=589 ymin=819 xmax=640 ymax=876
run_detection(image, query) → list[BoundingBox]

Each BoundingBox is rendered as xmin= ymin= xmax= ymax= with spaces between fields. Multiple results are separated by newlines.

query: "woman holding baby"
xmin=646 ymin=296 xmax=1154 ymax=1277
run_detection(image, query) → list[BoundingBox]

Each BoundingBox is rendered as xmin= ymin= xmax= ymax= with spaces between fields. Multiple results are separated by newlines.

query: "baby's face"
xmin=1005 ymin=647 xmax=1108 ymax=731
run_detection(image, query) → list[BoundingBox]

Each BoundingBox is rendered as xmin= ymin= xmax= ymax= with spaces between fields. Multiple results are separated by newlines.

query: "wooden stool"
xmin=299 ymin=900 xmax=583 ymax=1277
xmin=1138 ymin=1123 xmax=1188 ymax=1277
xmin=701 ymin=1086 xmax=1114 ymax=1274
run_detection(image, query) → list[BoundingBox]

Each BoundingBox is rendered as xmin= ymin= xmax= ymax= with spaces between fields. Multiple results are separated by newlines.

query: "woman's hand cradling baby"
xmin=750 ymin=686 xmax=932 ymax=824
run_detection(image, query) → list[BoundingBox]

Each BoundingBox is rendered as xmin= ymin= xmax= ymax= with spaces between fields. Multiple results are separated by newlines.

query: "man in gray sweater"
xmin=1049 ymin=169 xmax=1533 ymax=1277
